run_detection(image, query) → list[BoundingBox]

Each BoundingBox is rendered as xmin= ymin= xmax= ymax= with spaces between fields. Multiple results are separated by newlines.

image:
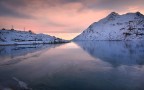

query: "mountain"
xmin=0 ymin=29 xmax=67 ymax=45
xmin=74 ymin=12 xmax=144 ymax=40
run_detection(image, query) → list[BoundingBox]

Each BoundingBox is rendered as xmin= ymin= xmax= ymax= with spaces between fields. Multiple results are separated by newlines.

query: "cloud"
xmin=0 ymin=0 xmax=34 ymax=18
xmin=0 ymin=0 xmax=144 ymax=35
xmin=0 ymin=0 xmax=143 ymax=18
xmin=46 ymin=21 xmax=67 ymax=27
xmin=87 ymin=0 xmax=144 ymax=11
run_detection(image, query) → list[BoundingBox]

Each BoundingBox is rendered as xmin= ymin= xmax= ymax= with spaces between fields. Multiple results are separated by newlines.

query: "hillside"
xmin=0 ymin=29 xmax=67 ymax=45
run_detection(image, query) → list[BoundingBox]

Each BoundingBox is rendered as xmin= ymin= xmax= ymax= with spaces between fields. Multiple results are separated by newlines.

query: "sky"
xmin=0 ymin=0 xmax=144 ymax=40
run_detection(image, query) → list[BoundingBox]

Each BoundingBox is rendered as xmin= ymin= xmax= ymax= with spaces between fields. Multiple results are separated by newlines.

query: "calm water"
xmin=0 ymin=41 xmax=144 ymax=90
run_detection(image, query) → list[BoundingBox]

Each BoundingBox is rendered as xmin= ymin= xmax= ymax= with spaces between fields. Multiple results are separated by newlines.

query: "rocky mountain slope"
xmin=74 ymin=12 xmax=144 ymax=40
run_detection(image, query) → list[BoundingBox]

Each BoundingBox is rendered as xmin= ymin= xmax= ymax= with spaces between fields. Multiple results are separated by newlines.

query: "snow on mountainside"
xmin=0 ymin=29 xmax=67 ymax=45
xmin=74 ymin=12 xmax=144 ymax=40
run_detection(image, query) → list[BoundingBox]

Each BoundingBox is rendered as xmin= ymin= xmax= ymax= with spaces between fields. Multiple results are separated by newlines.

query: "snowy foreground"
xmin=74 ymin=12 xmax=144 ymax=40
xmin=0 ymin=29 xmax=68 ymax=45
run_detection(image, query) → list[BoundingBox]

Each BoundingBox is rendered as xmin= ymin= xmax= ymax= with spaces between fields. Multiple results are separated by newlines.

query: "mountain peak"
xmin=135 ymin=11 xmax=143 ymax=16
xmin=125 ymin=12 xmax=143 ymax=16
xmin=110 ymin=12 xmax=119 ymax=15
xmin=108 ymin=12 xmax=119 ymax=16
xmin=106 ymin=12 xmax=119 ymax=20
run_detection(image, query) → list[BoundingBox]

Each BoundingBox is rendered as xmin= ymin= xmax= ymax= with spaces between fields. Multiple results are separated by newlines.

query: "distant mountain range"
xmin=74 ymin=12 xmax=144 ymax=40
xmin=0 ymin=29 xmax=67 ymax=45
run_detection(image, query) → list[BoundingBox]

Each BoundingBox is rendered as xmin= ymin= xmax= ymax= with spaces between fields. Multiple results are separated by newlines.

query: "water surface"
xmin=0 ymin=41 xmax=144 ymax=90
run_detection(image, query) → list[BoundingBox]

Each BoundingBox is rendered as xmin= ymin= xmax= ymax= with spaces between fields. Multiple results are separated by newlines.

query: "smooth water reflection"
xmin=0 ymin=41 xmax=144 ymax=90
xmin=76 ymin=41 xmax=144 ymax=66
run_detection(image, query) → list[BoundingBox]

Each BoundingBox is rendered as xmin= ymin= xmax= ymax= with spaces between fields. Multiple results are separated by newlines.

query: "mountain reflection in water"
xmin=0 ymin=42 xmax=144 ymax=90
xmin=75 ymin=41 xmax=144 ymax=66
xmin=0 ymin=44 xmax=61 ymax=66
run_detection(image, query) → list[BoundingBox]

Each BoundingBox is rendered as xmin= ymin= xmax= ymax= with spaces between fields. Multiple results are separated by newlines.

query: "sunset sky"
xmin=0 ymin=0 xmax=144 ymax=40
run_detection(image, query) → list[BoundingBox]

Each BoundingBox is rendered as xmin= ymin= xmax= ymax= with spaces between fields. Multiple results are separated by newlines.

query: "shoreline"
xmin=0 ymin=41 xmax=70 ymax=46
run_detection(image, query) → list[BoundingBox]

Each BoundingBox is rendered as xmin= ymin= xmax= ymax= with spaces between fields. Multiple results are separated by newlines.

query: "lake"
xmin=0 ymin=41 xmax=144 ymax=90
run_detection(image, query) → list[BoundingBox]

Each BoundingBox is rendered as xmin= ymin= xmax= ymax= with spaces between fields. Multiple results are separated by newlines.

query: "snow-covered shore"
xmin=0 ymin=29 xmax=68 ymax=45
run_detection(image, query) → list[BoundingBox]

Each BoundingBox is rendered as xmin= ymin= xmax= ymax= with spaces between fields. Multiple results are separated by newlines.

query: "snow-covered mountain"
xmin=0 ymin=29 xmax=67 ymax=45
xmin=74 ymin=12 xmax=144 ymax=40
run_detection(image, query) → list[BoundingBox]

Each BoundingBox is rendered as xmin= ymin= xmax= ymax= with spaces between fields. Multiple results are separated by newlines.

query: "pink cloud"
xmin=0 ymin=0 xmax=144 ymax=39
